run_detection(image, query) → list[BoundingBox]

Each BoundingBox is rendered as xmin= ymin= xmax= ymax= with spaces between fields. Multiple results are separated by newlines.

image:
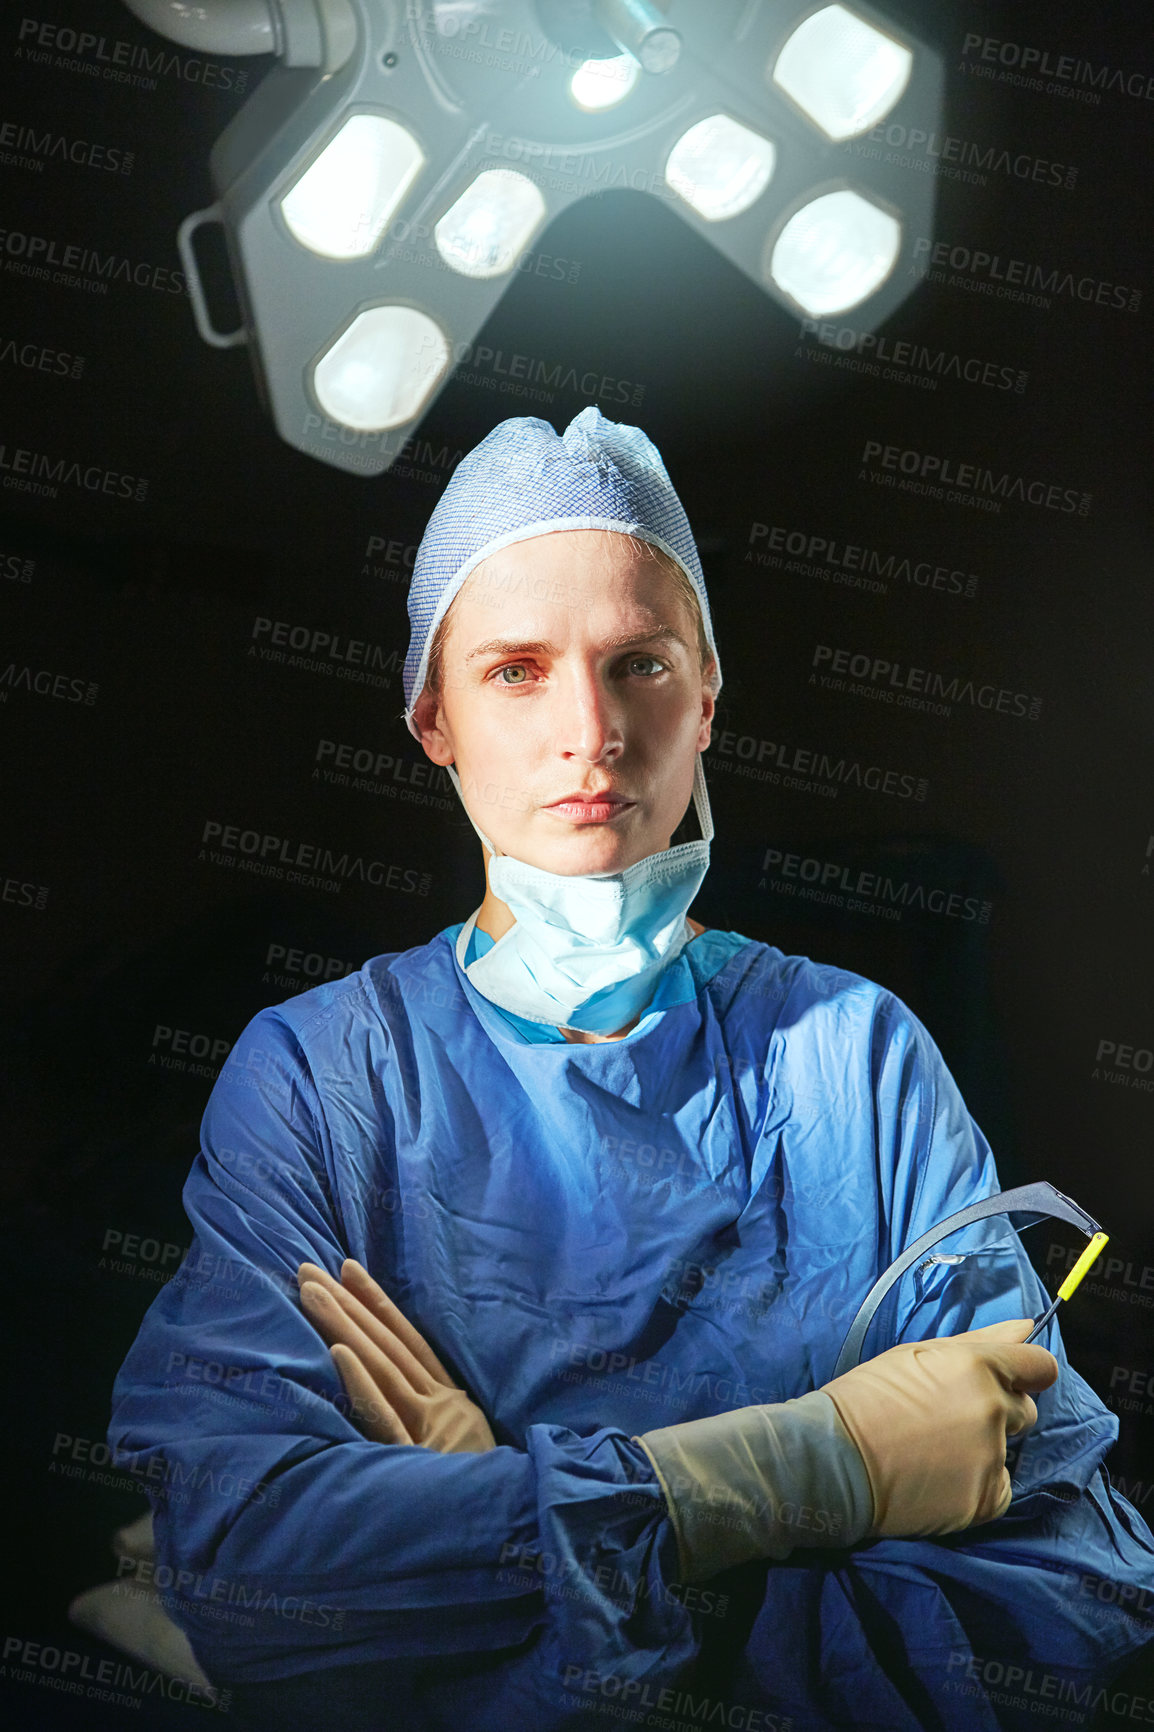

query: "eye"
xmin=623 ymin=653 xmax=666 ymax=677
xmin=493 ymin=663 xmax=530 ymax=685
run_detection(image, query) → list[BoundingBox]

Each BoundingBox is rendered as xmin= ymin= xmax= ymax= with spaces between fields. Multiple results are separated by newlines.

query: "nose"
xmin=556 ymin=660 xmax=624 ymax=767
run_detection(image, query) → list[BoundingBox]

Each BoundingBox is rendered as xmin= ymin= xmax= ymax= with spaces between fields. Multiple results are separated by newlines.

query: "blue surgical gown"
xmin=108 ymin=926 xmax=1154 ymax=1728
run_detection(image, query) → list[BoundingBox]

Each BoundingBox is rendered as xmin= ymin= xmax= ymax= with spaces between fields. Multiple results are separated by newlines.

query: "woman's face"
xmin=413 ymin=529 xmax=716 ymax=876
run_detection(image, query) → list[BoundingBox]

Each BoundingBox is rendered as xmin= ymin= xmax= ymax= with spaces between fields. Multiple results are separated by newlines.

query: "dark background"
xmin=3 ymin=0 xmax=1152 ymax=1724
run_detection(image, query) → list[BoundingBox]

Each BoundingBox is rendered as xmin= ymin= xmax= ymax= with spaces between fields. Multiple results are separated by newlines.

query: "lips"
xmin=545 ymin=790 xmax=635 ymax=822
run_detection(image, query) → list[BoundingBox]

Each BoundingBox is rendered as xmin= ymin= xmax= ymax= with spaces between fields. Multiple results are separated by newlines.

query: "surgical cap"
xmin=402 ymin=407 xmax=721 ymax=737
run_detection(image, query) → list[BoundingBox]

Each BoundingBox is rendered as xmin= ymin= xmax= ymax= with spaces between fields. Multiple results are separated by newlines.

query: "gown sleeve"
xmin=107 ymin=1007 xmax=697 ymax=1711
xmin=728 ymin=990 xmax=1154 ymax=1730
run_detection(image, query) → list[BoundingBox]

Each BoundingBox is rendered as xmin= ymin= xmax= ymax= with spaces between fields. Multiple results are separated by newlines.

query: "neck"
xmin=475 ymin=877 xmax=515 ymax=945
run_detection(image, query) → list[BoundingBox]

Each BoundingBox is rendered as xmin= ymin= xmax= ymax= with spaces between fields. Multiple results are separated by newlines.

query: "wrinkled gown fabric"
xmin=109 ymin=927 xmax=1154 ymax=1729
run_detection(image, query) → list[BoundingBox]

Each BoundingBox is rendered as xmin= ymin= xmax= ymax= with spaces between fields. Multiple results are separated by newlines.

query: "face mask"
xmin=451 ymin=757 xmax=713 ymax=1035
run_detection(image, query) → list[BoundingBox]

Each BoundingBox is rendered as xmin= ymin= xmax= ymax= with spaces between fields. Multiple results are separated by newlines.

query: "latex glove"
xmin=297 ymin=1259 xmax=496 ymax=1453
xmin=638 ymin=1389 xmax=874 ymax=1583
xmin=638 ymin=1319 xmax=1058 ymax=1584
xmin=822 ymin=1317 xmax=1058 ymax=1537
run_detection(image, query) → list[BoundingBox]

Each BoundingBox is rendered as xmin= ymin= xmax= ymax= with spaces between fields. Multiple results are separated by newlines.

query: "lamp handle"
xmin=177 ymin=207 xmax=248 ymax=351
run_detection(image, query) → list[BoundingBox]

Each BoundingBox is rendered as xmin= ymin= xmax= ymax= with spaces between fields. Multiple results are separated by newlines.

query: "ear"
xmin=412 ymin=687 xmax=454 ymax=768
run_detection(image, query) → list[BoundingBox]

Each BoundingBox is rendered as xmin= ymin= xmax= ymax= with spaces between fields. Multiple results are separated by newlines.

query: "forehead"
xmin=444 ymin=529 xmax=688 ymax=646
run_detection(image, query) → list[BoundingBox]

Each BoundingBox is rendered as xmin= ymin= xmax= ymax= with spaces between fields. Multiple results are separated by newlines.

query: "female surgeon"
xmin=109 ymin=409 xmax=1154 ymax=1730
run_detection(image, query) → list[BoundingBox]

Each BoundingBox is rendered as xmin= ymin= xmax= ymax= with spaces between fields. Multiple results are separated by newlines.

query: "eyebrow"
xmin=463 ymin=624 xmax=689 ymax=664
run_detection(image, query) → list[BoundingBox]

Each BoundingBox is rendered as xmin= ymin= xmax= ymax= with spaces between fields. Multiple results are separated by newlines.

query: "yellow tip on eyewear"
xmin=1056 ymin=1231 xmax=1109 ymax=1303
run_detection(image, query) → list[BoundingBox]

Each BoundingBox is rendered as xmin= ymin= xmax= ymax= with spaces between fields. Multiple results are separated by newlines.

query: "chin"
xmin=537 ymin=833 xmax=658 ymax=877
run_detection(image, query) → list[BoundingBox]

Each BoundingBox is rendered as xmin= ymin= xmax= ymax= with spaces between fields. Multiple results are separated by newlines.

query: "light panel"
xmin=312 ymin=305 xmax=450 ymax=430
xmin=281 ymin=114 xmax=424 ymax=260
xmin=569 ymin=53 xmax=642 ymax=111
xmin=665 ymin=114 xmax=776 ymax=222
xmin=772 ymin=5 xmax=912 ymax=141
xmin=151 ymin=0 xmax=942 ymax=473
xmin=434 ymin=169 xmax=548 ymax=279
xmin=768 ymin=189 xmax=901 ymax=315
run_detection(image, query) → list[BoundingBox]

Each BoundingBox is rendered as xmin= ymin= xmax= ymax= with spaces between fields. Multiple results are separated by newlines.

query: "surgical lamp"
xmin=123 ymin=0 xmax=942 ymax=475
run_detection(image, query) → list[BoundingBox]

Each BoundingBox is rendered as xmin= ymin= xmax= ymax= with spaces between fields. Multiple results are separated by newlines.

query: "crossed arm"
xmin=295 ymin=1257 xmax=1154 ymax=1729
xmin=108 ymin=1000 xmax=1154 ymax=1721
xmin=297 ymin=1256 xmax=1061 ymax=1569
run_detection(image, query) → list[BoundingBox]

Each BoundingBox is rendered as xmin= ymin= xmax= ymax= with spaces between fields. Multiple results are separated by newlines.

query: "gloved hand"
xmin=822 ymin=1317 xmax=1058 ymax=1537
xmin=297 ymin=1259 xmax=496 ymax=1453
xmin=637 ymin=1319 xmax=1058 ymax=1583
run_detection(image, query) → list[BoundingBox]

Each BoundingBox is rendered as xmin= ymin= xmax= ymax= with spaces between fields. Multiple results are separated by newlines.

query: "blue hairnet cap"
xmin=402 ymin=406 xmax=721 ymax=736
